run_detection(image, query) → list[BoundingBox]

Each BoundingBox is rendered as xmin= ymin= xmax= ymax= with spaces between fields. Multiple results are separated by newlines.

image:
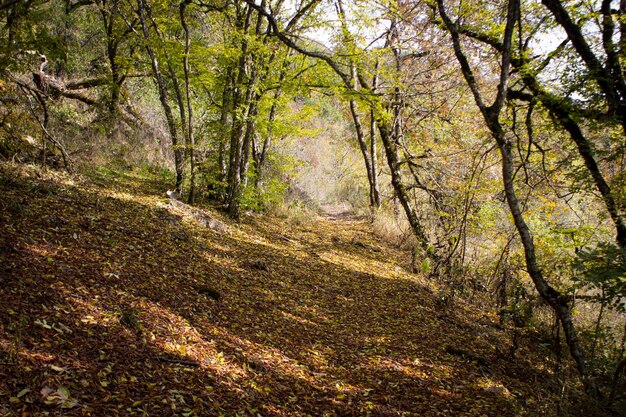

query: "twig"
xmin=155 ymin=356 xmax=200 ymax=367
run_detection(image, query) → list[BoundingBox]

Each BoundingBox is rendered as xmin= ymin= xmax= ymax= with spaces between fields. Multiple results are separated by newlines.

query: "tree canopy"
xmin=1 ymin=0 xmax=625 ymax=413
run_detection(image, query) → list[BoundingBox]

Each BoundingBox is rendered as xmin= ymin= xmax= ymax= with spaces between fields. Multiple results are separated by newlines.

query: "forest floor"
xmin=0 ymin=163 xmax=589 ymax=416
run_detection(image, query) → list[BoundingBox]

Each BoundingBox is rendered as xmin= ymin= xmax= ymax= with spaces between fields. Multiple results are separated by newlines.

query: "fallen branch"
xmin=65 ymin=73 xmax=147 ymax=90
xmin=33 ymin=72 xmax=97 ymax=106
xmin=155 ymin=356 xmax=200 ymax=367
xmin=352 ymin=240 xmax=381 ymax=253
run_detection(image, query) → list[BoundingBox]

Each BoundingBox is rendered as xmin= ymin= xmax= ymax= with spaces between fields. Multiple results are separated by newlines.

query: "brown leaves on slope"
xmin=0 ymin=165 xmax=562 ymax=416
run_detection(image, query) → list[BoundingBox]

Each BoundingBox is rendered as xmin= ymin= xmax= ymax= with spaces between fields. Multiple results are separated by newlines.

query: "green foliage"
xmin=240 ymin=182 xmax=264 ymax=212
xmin=238 ymin=159 xmax=289 ymax=212
xmin=194 ymin=160 xmax=227 ymax=201
xmin=82 ymin=165 xmax=123 ymax=184
xmin=136 ymin=162 xmax=173 ymax=182
xmin=240 ymin=177 xmax=288 ymax=212
xmin=498 ymin=279 xmax=535 ymax=330
xmin=573 ymin=243 xmax=626 ymax=313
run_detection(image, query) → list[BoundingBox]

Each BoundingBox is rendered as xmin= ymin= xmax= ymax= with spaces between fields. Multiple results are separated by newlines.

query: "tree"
xmin=513 ymin=0 xmax=626 ymax=248
xmin=244 ymin=0 xmax=449 ymax=266
xmin=180 ymin=0 xmax=196 ymax=203
xmin=216 ymin=0 xmax=322 ymax=217
xmin=92 ymin=0 xmax=138 ymax=123
xmin=135 ymin=0 xmax=184 ymax=194
xmin=434 ymin=0 xmax=592 ymax=390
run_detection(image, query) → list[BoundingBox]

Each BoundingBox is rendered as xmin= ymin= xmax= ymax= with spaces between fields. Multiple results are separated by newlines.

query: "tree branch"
xmin=242 ymin=0 xmax=352 ymax=86
xmin=0 ymin=0 xmax=22 ymax=12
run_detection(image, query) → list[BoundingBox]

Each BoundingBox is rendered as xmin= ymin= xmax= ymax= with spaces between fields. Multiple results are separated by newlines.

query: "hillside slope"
xmin=1 ymin=165 xmax=572 ymax=416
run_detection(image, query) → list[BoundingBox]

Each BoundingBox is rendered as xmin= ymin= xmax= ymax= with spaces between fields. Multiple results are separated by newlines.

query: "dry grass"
xmin=371 ymin=207 xmax=418 ymax=250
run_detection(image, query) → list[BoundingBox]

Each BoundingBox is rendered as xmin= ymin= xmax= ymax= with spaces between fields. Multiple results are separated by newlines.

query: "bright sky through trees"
xmin=0 ymin=0 xmax=625 ymax=414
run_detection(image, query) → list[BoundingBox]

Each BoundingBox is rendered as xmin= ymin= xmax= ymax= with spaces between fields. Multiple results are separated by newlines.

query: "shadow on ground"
xmin=0 ymin=166 xmax=575 ymax=416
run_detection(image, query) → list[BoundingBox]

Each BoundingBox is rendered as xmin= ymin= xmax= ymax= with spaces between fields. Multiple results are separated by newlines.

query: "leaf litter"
xmin=0 ymin=165 xmax=566 ymax=416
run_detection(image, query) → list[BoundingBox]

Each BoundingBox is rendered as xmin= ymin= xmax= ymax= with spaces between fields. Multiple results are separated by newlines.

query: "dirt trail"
xmin=0 ymin=166 xmax=566 ymax=416
xmin=319 ymin=203 xmax=360 ymax=221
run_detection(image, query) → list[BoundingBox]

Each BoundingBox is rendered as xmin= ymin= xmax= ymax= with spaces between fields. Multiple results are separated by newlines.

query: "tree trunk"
xmin=349 ymin=97 xmax=377 ymax=207
xmin=541 ymin=0 xmax=626 ymax=121
xmin=254 ymin=86 xmax=280 ymax=188
xmin=497 ymin=124 xmax=588 ymax=380
xmin=137 ymin=0 xmax=183 ymax=193
xmin=241 ymin=97 xmax=259 ymax=187
xmin=218 ymin=70 xmax=233 ymax=198
xmin=377 ymin=118 xmax=435 ymax=258
xmin=227 ymin=3 xmax=271 ymax=217
xmin=457 ymin=13 xmax=626 ymax=248
xmin=226 ymin=116 xmax=246 ymax=218
xmin=226 ymin=6 xmax=254 ymax=218
xmin=254 ymin=50 xmax=291 ymax=188
xmin=337 ymin=2 xmax=378 ymax=209
xmin=436 ymin=0 xmax=591 ymax=388
xmin=97 ymin=0 xmax=124 ymax=124
xmin=180 ymin=1 xmax=196 ymax=204
xmin=241 ymin=5 xmax=271 ymax=190
xmin=166 ymin=60 xmax=187 ymax=166
xmin=369 ymin=60 xmax=381 ymax=209
xmin=513 ymin=81 xmax=626 ymax=247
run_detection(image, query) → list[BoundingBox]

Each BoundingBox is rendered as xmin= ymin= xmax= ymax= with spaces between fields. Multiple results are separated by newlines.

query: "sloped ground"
xmin=0 ymin=164 xmax=571 ymax=416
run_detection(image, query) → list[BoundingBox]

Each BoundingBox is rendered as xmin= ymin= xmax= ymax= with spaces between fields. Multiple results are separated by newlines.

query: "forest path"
xmin=0 ymin=165 xmax=561 ymax=416
xmin=319 ymin=203 xmax=357 ymax=221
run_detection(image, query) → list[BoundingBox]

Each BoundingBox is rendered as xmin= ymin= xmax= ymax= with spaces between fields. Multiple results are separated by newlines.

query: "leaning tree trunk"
xmin=514 ymin=80 xmax=626 ymax=248
xmin=349 ymin=96 xmax=378 ymax=208
xmin=457 ymin=13 xmax=626 ymax=249
xmin=377 ymin=119 xmax=436 ymax=260
xmin=495 ymin=121 xmax=588 ymax=380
